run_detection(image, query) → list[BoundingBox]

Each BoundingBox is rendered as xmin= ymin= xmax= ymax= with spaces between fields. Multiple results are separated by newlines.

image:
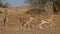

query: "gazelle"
xmin=19 ymin=16 xmax=27 ymax=29
xmin=19 ymin=15 xmax=34 ymax=30
xmin=23 ymin=17 xmax=34 ymax=30
xmin=39 ymin=15 xmax=55 ymax=29
xmin=3 ymin=10 xmax=9 ymax=26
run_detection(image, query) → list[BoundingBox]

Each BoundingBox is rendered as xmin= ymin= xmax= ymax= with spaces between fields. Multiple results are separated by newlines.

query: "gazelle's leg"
xmin=39 ymin=20 xmax=50 ymax=29
xmin=39 ymin=15 xmax=55 ymax=29
xmin=43 ymin=19 xmax=55 ymax=28
xmin=44 ymin=19 xmax=55 ymax=27
xmin=50 ymin=15 xmax=55 ymax=26
xmin=24 ymin=17 xmax=34 ymax=30
xmin=19 ymin=17 xmax=26 ymax=29
xmin=26 ymin=17 xmax=34 ymax=30
xmin=49 ymin=20 xmax=55 ymax=27
xmin=39 ymin=24 xmax=44 ymax=29
xmin=19 ymin=17 xmax=22 ymax=29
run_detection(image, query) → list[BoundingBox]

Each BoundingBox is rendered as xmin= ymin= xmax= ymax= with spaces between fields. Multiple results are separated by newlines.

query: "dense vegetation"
xmin=25 ymin=0 xmax=60 ymax=15
xmin=25 ymin=0 xmax=53 ymax=16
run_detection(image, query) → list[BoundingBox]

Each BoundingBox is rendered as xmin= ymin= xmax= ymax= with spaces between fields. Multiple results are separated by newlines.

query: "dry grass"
xmin=0 ymin=6 xmax=60 ymax=34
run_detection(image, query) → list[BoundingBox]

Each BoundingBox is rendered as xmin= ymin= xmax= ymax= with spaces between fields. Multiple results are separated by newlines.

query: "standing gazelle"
xmin=4 ymin=10 xmax=9 ymax=26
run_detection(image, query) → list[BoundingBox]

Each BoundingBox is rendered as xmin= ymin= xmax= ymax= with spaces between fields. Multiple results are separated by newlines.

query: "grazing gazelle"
xmin=23 ymin=17 xmax=34 ymax=30
xmin=19 ymin=15 xmax=34 ymax=30
xmin=39 ymin=15 xmax=55 ymax=29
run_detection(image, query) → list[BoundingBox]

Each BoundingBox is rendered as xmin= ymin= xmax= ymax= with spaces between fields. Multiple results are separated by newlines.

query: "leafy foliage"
xmin=0 ymin=0 xmax=9 ymax=8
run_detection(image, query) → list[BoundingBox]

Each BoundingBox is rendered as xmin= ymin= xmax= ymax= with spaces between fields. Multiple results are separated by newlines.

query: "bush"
xmin=26 ymin=8 xmax=46 ymax=17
